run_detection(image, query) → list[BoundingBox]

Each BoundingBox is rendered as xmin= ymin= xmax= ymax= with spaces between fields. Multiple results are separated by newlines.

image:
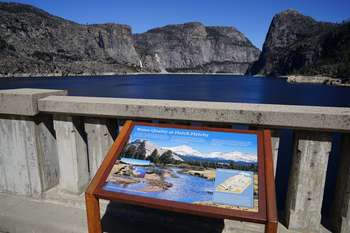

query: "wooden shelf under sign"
xmin=85 ymin=121 xmax=277 ymax=233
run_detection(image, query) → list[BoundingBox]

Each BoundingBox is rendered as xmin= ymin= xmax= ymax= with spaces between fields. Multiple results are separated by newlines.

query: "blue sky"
xmin=9 ymin=0 xmax=350 ymax=49
xmin=129 ymin=125 xmax=257 ymax=155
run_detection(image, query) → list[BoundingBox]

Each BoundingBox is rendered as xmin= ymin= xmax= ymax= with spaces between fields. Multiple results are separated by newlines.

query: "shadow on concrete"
xmin=101 ymin=201 xmax=225 ymax=233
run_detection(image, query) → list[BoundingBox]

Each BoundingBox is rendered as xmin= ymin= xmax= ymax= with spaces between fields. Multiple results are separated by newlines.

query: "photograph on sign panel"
xmin=103 ymin=125 xmax=259 ymax=212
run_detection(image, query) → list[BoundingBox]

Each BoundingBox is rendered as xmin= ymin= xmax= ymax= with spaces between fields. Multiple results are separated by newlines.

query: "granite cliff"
xmin=134 ymin=22 xmax=260 ymax=73
xmin=0 ymin=2 xmax=140 ymax=76
xmin=249 ymin=9 xmax=350 ymax=80
xmin=0 ymin=2 xmax=260 ymax=76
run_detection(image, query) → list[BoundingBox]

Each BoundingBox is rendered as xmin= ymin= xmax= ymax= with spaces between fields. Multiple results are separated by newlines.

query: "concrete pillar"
xmin=54 ymin=115 xmax=89 ymax=194
xmin=330 ymin=134 xmax=350 ymax=233
xmin=0 ymin=88 xmax=66 ymax=197
xmin=285 ymin=131 xmax=332 ymax=232
xmin=271 ymin=131 xmax=280 ymax=176
xmin=35 ymin=115 xmax=60 ymax=192
xmin=0 ymin=116 xmax=44 ymax=197
xmin=84 ymin=118 xmax=117 ymax=178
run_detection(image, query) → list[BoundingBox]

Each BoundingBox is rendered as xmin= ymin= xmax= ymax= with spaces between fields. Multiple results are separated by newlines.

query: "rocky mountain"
xmin=249 ymin=9 xmax=350 ymax=80
xmin=0 ymin=2 xmax=142 ymax=76
xmin=123 ymin=139 xmax=257 ymax=164
xmin=163 ymin=145 xmax=202 ymax=157
xmin=165 ymin=145 xmax=257 ymax=163
xmin=122 ymin=139 xmax=184 ymax=162
xmin=134 ymin=22 xmax=260 ymax=73
xmin=0 ymin=2 xmax=260 ymax=76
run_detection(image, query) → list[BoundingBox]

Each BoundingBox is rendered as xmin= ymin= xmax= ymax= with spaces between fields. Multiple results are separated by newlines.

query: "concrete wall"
xmin=1 ymin=89 xmax=350 ymax=233
xmin=0 ymin=89 xmax=66 ymax=197
xmin=38 ymin=96 xmax=350 ymax=131
xmin=53 ymin=115 xmax=89 ymax=194
xmin=84 ymin=118 xmax=117 ymax=178
xmin=285 ymin=131 xmax=332 ymax=232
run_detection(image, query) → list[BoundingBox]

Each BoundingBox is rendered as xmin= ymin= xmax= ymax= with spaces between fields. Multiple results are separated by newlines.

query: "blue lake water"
xmin=0 ymin=74 xmax=349 ymax=107
xmin=104 ymin=167 xmax=215 ymax=203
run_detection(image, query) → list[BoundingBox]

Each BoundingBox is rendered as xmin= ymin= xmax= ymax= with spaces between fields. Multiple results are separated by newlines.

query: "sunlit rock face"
xmin=249 ymin=9 xmax=350 ymax=80
xmin=133 ymin=22 xmax=260 ymax=74
xmin=0 ymin=2 xmax=140 ymax=76
xmin=0 ymin=3 xmax=260 ymax=76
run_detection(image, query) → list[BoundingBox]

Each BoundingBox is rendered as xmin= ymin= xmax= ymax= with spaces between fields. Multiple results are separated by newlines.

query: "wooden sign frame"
xmin=85 ymin=120 xmax=277 ymax=233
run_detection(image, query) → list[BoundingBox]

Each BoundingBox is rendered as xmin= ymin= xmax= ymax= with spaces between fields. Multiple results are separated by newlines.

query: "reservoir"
xmin=0 ymin=74 xmax=349 ymax=107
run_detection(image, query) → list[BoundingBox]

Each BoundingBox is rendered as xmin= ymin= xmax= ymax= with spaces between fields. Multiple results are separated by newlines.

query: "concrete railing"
xmin=1 ymin=88 xmax=350 ymax=233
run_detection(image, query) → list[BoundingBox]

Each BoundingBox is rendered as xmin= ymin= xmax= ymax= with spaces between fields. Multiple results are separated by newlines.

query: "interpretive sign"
xmin=85 ymin=121 xmax=277 ymax=233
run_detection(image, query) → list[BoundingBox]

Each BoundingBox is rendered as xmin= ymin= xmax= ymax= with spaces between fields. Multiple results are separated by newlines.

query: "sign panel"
xmin=103 ymin=124 xmax=259 ymax=212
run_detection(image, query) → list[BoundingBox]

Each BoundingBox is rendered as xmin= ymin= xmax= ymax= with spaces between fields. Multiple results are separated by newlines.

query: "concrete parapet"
xmin=285 ymin=131 xmax=332 ymax=232
xmin=0 ymin=88 xmax=66 ymax=197
xmin=0 ymin=88 xmax=67 ymax=116
xmin=1 ymin=88 xmax=350 ymax=232
xmin=53 ymin=115 xmax=89 ymax=194
xmin=38 ymin=96 xmax=350 ymax=131
xmin=0 ymin=115 xmax=59 ymax=197
xmin=84 ymin=118 xmax=117 ymax=178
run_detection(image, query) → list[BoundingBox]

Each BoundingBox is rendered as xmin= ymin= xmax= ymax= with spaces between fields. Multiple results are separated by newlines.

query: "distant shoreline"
xmin=1 ymin=72 xmax=348 ymax=87
xmin=0 ymin=72 xmax=247 ymax=78
xmin=284 ymin=75 xmax=350 ymax=87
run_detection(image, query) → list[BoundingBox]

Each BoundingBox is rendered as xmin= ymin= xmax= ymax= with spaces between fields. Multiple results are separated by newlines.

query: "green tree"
xmin=148 ymin=149 xmax=160 ymax=163
xmin=123 ymin=145 xmax=137 ymax=158
xmin=159 ymin=150 xmax=173 ymax=165
xmin=134 ymin=141 xmax=146 ymax=160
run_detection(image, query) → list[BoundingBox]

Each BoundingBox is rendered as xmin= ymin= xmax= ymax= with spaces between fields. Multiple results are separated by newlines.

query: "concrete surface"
xmin=271 ymin=131 xmax=280 ymax=176
xmin=0 ymin=193 xmax=87 ymax=233
xmin=38 ymin=95 xmax=350 ymax=131
xmin=0 ymin=88 xmax=67 ymax=116
xmin=84 ymin=118 xmax=117 ymax=178
xmin=0 ymin=89 xmax=65 ymax=196
xmin=0 ymin=115 xmax=59 ymax=197
xmin=285 ymin=131 xmax=332 ymax=232
xmin=53 ymin=115 xmax=89 ymax=194
xmin=0 ymin=192 xmax=333 ymax=233
xmin=331 ymin=134 xmax=350 ymax=233
xmin=0 ymin=89 xmax=347 ymax=233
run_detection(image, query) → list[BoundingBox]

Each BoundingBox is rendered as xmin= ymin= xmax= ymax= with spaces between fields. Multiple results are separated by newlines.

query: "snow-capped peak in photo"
xmin=163 ymin=144 xmax=257 ymax=163
xmin=162 ymin=145 xmax=203 ymax=156
xmin=208 ymin=151 xmax=257 ymax=163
